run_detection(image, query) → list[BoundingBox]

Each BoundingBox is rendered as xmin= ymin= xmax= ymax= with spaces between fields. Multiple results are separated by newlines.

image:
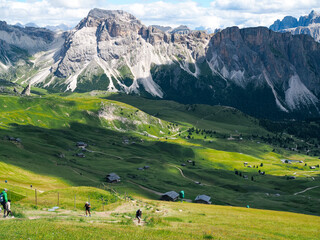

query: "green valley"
xmin=0 ymin=91 xmax=319 ymax=239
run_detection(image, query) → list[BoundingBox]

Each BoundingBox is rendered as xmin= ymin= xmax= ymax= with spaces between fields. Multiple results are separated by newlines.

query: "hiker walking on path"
xmin=6 ymin=200 xmax=12 ymax=218
xmin=84 ymin=202 xmax=91 ymax=217
xmin=136 ymin=209 xmax=142 ymax=224
xmin=0 ymin=189 xmax=8 ymax=218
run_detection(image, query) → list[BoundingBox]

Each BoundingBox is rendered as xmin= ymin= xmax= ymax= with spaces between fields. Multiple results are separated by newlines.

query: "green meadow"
xmin=0 ymin=200 xmax=319 ymax=240
xmin=0 ymin=92 xmax=319 ymax=238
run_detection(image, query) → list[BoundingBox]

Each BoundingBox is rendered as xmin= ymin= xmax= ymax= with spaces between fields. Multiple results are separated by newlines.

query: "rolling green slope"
xmin=0 ymin=93 xmax=319 ymax=217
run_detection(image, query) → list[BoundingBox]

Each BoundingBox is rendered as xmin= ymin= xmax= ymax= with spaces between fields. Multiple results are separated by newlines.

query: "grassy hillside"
xmin=0 ymin=93 xmax=319 ymax=218
xmin=0 ymin=200 xmax=319 ymax=240
xmin=107 ymin=94 xmax=266 ymax=135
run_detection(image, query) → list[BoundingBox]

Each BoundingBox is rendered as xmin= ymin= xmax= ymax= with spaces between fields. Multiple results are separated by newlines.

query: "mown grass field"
xmin=0 ymin=92 xmax=319 ymax=227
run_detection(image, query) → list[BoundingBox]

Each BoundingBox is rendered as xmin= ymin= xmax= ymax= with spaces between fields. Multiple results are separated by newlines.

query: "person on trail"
xmin=179 ymin=190 xmax=185 ymax=202
xmin=0 ymin=189 xmax=8 ymax=218
xmin=84 ymin=202 xmax=91 ymax=217
xmin=6 ymin=200 xmax=12 ymax=217
xmin=136 ymin=209 xmax=142 ymax=224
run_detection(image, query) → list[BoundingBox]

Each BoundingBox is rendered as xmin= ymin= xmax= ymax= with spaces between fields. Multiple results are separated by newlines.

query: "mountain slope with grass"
xmin=0 ymin=92 xmax=319 ymax=217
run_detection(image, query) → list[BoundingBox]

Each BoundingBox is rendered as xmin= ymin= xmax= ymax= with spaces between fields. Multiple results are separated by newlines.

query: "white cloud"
xmin=211 ymin=0 xmax=318 ymax=13
xmin=0 ymin=0 xmax=319 ymax=30
xmin=50 ymin=0 xmax=100 ymax=9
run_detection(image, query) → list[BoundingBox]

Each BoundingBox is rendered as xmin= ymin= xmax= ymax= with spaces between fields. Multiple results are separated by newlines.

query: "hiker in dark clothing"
xmin=136 ymin=209 xmax=142 ymax=224
xmin=84 ymin=202 xmax=91 ymax=217
xmin=0 ymin=189 xmax=8 ymax=218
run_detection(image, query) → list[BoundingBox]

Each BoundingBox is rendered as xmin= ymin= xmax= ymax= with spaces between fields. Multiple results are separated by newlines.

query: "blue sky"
xmin=1 ymin=0 xmax=320 ymax=30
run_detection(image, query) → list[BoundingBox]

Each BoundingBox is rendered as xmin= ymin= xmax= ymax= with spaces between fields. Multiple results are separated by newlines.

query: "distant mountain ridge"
xmin=1 ymin=8 xmax=320 ymax=120
xmin=270 ymin=10 xmax=320 ymax=42
xmin=14 ymin=22 xmax=72 ymax=32
xmin=0 ymin=20 xmax=55 ymax=53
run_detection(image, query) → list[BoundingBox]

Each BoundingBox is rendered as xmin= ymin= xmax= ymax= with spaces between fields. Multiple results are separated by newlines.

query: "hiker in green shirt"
xmin=0 ymin=189 xmax=8 ymax=217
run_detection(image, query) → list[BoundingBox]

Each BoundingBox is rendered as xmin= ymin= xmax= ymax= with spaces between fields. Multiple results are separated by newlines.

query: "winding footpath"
xmin=127 ymin=180 xmax=163 ymax=196
xmin=168 ymin=164 xmax=211 ymax=186
xmin=293 ymin=186 xmax=319 ymax=195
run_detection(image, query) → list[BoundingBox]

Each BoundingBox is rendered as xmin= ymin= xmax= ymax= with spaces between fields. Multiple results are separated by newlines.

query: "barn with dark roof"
xmin=195 ymin=194 xmax=211 ymax=204
xmin=105 ymin=173 xmax=121 ymax=183
xmin=160 ymin=191 xmax=179 ymax=201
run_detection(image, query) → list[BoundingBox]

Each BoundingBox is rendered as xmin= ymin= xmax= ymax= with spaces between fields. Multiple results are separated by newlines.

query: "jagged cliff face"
xmin=1 ymin=8 xmax=320 ymax=119
xmin=0 ymin=21 xmax=55 ymax=54
xmin=270 ymin=16 xmax=298 ymax=31
xmin=283 ymin=24 xmax=320 ymax=42
xmin=151 ymin=26 xmax=320 ymax=119
xmin=0 ymin=20 xmax=65 ymax=86
xmin=270 ymin=10 xmax=320 ymax=42
xmin=0 ymin=39 xmax=27 ymax=71
xmin=206 ymin=27 xmax=320 ymax=116
xmin=49 ymin=9 xmax=209 ymax=96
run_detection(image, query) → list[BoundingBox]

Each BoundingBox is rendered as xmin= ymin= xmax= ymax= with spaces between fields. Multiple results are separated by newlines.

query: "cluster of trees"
xmin=186 ymin=127 xmax=218 ymax=139
xmin=250 ymin=131 xmax=320 ymax=156
xmin=260 ymin=119 xmax=320 ymax=142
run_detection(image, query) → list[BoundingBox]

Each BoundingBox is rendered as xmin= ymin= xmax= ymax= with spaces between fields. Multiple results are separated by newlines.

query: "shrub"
xmin=11 ymin=210 xmax=25 ymax=218
xmin=203 ymin=234 xmax=214 ymax=239
xmin=120 ymin=218 xmax=133 ymax=225
xmin=145 ymin=216 xmax=169 ymax=227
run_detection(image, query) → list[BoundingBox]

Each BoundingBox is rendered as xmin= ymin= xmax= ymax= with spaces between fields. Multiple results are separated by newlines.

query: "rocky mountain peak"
xmin=298 ymin=10 xmax=320 ymax=26
xmin=171 ymin=25 xmax=191 ymax=34
xmin=270 ymin=16 xmax=298 ymax=31
xmin=76 ymin=8 xmax=142 ymax=37
xmin=269 ymin=10 xmax=320 ymax=43
xmin=151 ymin=25 xmax=173 ymax=33
xmin=309 ymin=10 xmax=319 ymax=19
xmin=21 ymin=84 xmax=31 ymax=96
xmin=88 ymin=8 xmax=138 ymax=22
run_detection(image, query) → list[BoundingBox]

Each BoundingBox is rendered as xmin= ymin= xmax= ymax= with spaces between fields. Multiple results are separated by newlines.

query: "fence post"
xmin=102 ymin=197 xmax=104 ymax=211
xmin=58 ymin=192 xmax=59 ymax=206
xmin=74 ymin=194 xmax=76 ymax=210
xmin=35 ymin=189 xmax=37 ymax=206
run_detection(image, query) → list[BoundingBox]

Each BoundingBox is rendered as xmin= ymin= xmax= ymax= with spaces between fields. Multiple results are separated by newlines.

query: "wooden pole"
xmin=58 ymin=192 xmax=59 ymax=206
xmin=74 ymin=194 xmax=76 ymax=209
xmin=102 ymin=197 xmax=104 ymax=211
xmin=35 ymin=189 xmax=37 ymax=206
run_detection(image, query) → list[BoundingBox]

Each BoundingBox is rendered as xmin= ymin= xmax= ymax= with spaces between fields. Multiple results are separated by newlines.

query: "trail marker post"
xmin=35 ymin=189 xmax=37 ymax=206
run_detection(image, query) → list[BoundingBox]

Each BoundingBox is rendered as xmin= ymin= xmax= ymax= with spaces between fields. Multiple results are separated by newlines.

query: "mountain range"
xmin=1 ymin=8 xmax=320 ymax=120
xmin=14 ymin=22 xmax=73 ymax=32
xmin=270 ymin=10 xmax=320 ymax=42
